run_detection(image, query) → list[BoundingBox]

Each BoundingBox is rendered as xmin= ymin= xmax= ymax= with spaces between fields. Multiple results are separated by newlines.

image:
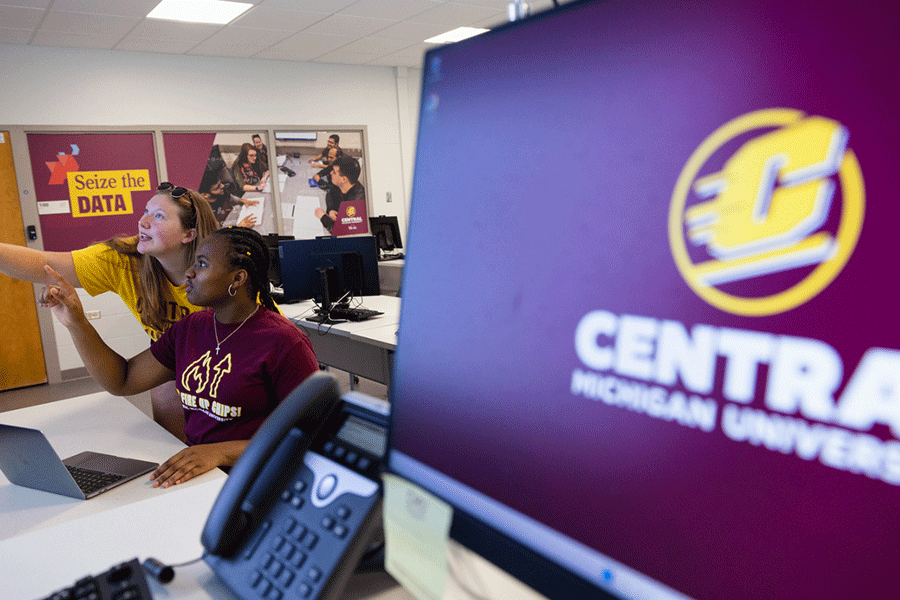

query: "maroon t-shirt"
xmin=151 ymin=307 xmax=318 ymax=446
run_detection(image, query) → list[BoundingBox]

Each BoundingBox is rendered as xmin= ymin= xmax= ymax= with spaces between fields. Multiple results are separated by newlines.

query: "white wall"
xmin=0 ymin=43 xmax=422 ymax=375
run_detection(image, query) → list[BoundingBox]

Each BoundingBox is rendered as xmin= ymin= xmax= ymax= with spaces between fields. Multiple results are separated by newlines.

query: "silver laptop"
xmin=0 ymin=423 xmax=158 ymax=500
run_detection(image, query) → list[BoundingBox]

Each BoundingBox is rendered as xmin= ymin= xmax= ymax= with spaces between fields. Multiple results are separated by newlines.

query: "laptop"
xmin=0 ymin=424 xmax=158 ymax=500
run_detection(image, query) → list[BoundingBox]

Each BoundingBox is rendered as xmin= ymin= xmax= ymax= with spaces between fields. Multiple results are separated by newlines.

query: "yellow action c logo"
xmin=669 ymin=109 xmax=865 ymax=316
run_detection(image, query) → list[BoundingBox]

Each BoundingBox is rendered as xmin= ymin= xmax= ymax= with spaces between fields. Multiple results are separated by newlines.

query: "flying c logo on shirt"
xmin=668 ymin=108 xmax=865 ymax=316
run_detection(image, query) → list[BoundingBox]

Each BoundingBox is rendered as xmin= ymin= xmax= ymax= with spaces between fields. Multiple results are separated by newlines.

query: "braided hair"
xmin=211 ymin=227 xmax=277 ymax=312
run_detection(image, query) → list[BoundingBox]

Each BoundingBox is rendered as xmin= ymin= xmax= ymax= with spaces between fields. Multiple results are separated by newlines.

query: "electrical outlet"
xmin=386 ymin=191 xmax=392 ymax=202
xmin=85 ymin=310 xmax=101 ymax=320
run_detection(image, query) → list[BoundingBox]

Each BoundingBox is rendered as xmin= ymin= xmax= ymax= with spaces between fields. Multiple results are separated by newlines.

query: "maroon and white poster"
xmin=27 ymin=133 xmax=157 ymax=251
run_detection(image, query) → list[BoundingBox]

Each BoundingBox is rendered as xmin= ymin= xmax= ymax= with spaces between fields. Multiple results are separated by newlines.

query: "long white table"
xmin=0 ymin=487 xmax=414 ymax=600
xmin=0 ymin=392 xmax=227 ymax=542
xmin=280 ymin=295 xmax=401 ymax=389
xmin=0 ymin=391 xmax=415 ymax=600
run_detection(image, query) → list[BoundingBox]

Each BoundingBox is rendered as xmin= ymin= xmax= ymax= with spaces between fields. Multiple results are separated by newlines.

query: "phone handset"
xmin=200 ymin=372 xmax=341 ymax=557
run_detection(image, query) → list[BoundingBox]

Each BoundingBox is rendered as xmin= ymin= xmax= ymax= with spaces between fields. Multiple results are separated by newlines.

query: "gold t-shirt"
xmin=72 ymin=241 xmax=202 ymax=340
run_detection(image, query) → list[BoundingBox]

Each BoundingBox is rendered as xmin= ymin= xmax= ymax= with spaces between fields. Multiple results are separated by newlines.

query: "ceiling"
xmin=0 ymin=0 xmax=567 ymax=68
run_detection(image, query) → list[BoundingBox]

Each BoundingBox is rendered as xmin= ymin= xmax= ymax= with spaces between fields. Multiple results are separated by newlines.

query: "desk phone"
xmin=201 ymin=372 xmax=390 ymax=600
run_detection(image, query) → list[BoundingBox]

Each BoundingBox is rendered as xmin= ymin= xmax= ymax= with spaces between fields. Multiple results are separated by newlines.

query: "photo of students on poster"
xmin=162 ymin=132 xmax=275 ymax=233
xmin=273 ymin=130 xmax=368 ymax=239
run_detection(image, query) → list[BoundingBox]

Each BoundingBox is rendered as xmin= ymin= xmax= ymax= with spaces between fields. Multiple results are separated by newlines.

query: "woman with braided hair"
xmin=39 ymin=226 xmax=319 ymax=487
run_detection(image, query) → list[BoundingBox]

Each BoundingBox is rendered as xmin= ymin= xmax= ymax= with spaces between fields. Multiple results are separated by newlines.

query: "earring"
xmin=228 ymin=284 xmax=236 ymax=297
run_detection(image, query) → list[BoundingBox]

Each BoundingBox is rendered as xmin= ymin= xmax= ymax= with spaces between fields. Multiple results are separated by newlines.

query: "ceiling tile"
xmin=39 ymin=10 xmax=140 ymax=36
xmin=471 ymin=13 xmax=511 ymax=29
xmin=251 ymin=31 xmax=356 ymax=62
xmin=2 ymin=0 xmax=570 ymax=67
xmin=369 ymin=19 xmax=449 ymax=43
xmin=128 ymin=18 xmax=223 ymax=42
xmin=338 ymin=0 xmax=441 ymax=21
xmin=408 ymin=2 xmax=505 ymax=26
xmin=0 ymin=5 xmax=43 ymax=28
xmin=452 ymin=0 xmax=513 ymax=7
xmin=258 ymin=0 xmax=357 ymax=12
xmin=0 ymin=27 xmax=34 ymax=44
xmin=0 ymin=0 xmax=52 ymax=8
xmin=334 ymin=35 xmax=418 ymax=56
xmin=455 ymin=0 xmax=563 ymax=10
xmin=50 ymin=0 xmax=162 ymax=18
xmin=300 ymin=13 xmax=397 ymax=38
xmin=232 ymin=5 xmax=328 ymax=33
xmin=188 ymin=25 xmax=294 ymax=58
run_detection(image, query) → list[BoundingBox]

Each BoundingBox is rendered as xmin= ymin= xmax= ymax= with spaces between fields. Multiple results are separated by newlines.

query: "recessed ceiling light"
xmin=147 ymin=0 xmax=252 ymax=25
xmin=424 ymin=27 xmax=489 ymax=44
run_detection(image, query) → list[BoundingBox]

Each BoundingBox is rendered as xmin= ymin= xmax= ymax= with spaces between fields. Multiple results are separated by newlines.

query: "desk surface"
xmin=0 ymin=392 xmax=226 ymax=542
xmin=0 ymin=392 xmax=415 ymax=600
xmin=0 ymin=476 xmax=415 ymax=600
xmin=282 ymin=295 xmax=401 ymax=351
xmin=280 ymin=294 xmax=400 ymax=324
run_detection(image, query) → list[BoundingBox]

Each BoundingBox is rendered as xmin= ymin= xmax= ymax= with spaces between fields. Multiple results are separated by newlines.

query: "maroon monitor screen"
xmin=389 ymin=0 xmax=900 ymax=598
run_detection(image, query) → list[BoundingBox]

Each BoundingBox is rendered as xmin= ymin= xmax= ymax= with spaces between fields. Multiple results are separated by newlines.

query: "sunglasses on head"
xmin=157 ymin=182 xmax=188 ymax=199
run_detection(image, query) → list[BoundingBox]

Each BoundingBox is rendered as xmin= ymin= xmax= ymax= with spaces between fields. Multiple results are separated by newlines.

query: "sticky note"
xmin=382 ymin=473 xmax=453 ymax=600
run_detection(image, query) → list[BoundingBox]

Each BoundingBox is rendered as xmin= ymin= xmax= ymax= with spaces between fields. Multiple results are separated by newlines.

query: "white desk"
xmin=0 ymin=391 xmax=414 ymax=600
xmin=0 ymin=392 xmax=227 ymax=542
xmin=0 ymin=481 xmax=414 ymax=600
xmin=0 ymin=478 xmax=227 ymax=599
xmin=280 ymin=295 xmax=401 ymax=388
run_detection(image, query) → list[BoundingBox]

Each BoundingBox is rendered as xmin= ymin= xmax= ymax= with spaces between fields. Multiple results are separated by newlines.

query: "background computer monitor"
xmin=368 ymin=215 xmax=403 ymax=253
xmin=277 ymin=236 xmax=380 ymax=305
xmin=262 ymin=234 xmax=294 ymax=289
xmin=388 ymin=0 xmax=898 ymax=599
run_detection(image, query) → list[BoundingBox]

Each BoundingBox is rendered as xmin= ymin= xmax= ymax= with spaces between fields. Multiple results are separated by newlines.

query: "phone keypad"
xmin=247 ymin=474 xmax=368 ymax=600
xmin=251 ymin=522 xmax=319 ymax=599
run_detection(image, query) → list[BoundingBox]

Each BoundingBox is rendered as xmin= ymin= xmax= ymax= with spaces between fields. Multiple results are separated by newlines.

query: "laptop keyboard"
xmin=66 ymin=465 xmax=126 ymax=495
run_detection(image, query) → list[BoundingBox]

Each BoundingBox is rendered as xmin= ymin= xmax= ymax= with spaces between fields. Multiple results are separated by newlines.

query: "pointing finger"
xmin=43 ymin=264 xmax=66 ymax=283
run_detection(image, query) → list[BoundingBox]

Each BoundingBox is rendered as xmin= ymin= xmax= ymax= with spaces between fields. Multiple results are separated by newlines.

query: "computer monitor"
xmin=387 ymin=1 xmax=898 ymax=599
xmin=262 ymin=234 xmax=294 ymax=289
xmin=277 ymin=236 xmax=380 ymax=306
xmin=368 ymin=215 xmax=403 ymax=254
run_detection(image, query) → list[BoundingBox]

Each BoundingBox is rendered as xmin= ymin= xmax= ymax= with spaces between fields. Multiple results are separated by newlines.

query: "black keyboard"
xmin=67 ymin=465 xmax=125 ymax=495
xmin=305 ymin=306 xmax=384 ymax=323
xmin=327 ymin=307 xmax=384 ymax=322
xmin=40 ymin=558 xmax=153 ymax=600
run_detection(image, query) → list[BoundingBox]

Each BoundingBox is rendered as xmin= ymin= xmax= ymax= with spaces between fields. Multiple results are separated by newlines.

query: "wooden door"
xmin=0 ymin=131 xmax=47 ymax=391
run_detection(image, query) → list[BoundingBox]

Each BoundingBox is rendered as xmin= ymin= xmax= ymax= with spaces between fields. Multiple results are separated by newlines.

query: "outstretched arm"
xmin=0 ymin=243 xmax=80 ymax=285
xmin=40 ymin=265 xmax=173 ymax=395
